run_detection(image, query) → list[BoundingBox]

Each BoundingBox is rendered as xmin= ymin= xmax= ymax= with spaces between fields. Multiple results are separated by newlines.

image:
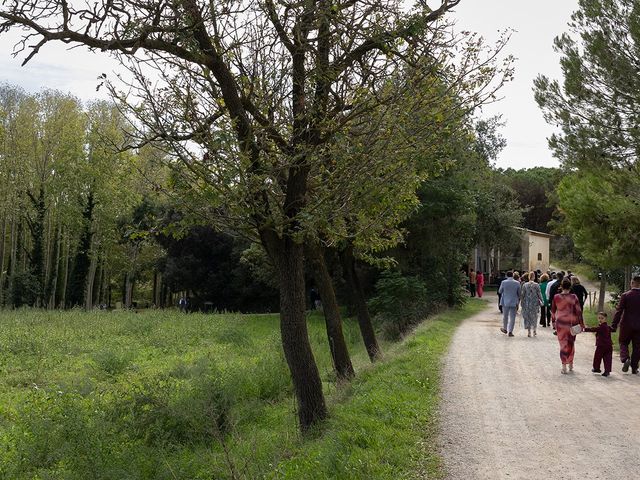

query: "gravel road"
xmin=438 ymin=294 xmax=640 ymax=480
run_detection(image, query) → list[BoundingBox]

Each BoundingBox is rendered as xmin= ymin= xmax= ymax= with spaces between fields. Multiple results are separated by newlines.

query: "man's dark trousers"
xmin=619 ymin=325 xmax=640 ymax=370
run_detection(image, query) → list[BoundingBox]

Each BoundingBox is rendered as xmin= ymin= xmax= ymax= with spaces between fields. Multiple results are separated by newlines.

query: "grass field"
xmin=0 ymin=300 xmax=484 ymax=479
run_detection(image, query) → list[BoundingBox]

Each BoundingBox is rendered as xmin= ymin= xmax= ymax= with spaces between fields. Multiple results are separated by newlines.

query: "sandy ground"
xmin=438 ymin=294 xmax=640 ymax=480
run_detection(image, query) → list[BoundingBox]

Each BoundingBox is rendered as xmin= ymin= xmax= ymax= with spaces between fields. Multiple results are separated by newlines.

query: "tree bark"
xmin=26 ymin=186 xmax=47 ymax=306
xmin=264 ymin=233 xmax=327 ymax=431
xmin=60 ymin=234 xmax=70 ymax=308
xmin=67 ymin=191 xmax=95 ymax=307
xmin=339 ymin=245 xmax=382 ymax=361
xmin=124 ymin=272 xmax=133 ymax=308
xmin=6 ymin=218 xmax=17 ymax=302
xmin=0 ymin=215 xmax=6 ymax=306
xmin=306 ymin=241 xmax=355 ymax=380
xmin=624 ymin=265 xmax=632 ymax=292
xmin=46 ymin=223 xmax=62 ymax=309
xmin=598 ymin=273 xmax=606 ymax=313
xmin=84 ymin=247 xmax=98 ymax=310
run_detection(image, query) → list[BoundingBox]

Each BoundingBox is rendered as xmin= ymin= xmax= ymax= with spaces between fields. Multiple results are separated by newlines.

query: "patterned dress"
xmin=551 ymin=292 xmax=584 ymax=365
xmin=520 ymin=281 xmax=543 ymax=330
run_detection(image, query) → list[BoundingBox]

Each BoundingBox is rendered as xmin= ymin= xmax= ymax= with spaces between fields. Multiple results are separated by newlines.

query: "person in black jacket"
xmin=496 ymin=271 xmax=506 ymax=312
xmin=548 ymin=271 xmax=565 ymax=304
xmin=570 ymin=276 xmax=588 ymax=312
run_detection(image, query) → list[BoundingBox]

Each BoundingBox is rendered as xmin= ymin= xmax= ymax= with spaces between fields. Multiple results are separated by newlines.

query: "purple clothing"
xmin=612 ymin=288 xmax=640 ymax=330
xmin=612 ymin=288 xmax=640 ymax=369
xmin=584 ymin=322 xmax=613 ymax=347
xmin=593 ymin=345 xmax=613 ymax=373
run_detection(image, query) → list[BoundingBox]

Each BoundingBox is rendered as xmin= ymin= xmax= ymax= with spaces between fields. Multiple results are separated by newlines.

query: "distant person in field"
xmin=476 ymin=271 xmax=485 ymax=298
xmin=611 ymin=275 xmax=640 ymax=374
xmin=551 ymin=278 xmax=585 ymax=374
xmin=178 ymin=296 xmax=187 ymax=313
xmin=310 ymin=287 xmax=322 ymax=310
xmin=570 ymin=276 xmax=588 ymax=312
xmin=468 ymin=268 xmax=477 ymax=297
xmin=584 ymin=312 xmax=614 ymax=377
xmin=520 ymin=271 xmax=543 ymax=337
xmin=539 ymin=273 xmax=551 ymax=327
xmin=499 ymin=271 xmax=521 ymax=337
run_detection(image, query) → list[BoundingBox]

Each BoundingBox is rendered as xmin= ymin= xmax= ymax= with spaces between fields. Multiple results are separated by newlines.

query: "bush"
xmin=9 ymin=271 xmax=40 ymax=307
xmin=116 ymin=371 xmax=233 ymax=446
xmin=368 ymin=271 xmax=432 ymax=339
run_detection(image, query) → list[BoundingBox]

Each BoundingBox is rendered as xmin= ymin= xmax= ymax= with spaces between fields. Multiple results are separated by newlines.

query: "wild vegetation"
xmin=0 ymin=300 xmax=485 ymax=479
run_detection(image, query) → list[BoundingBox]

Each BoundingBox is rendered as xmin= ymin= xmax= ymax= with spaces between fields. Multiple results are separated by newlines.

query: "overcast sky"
xmin=0 ymin=0 xmax=578 ymax=170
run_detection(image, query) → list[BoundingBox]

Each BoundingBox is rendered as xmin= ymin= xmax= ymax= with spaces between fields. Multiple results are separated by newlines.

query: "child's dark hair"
xmin=598 ymin=311 xmax=607 ymax=317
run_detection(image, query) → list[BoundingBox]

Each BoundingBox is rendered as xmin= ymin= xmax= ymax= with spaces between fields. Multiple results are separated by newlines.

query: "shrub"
xmin=92 ymin=349 xmax=132 ymax=376
xmin=368 ymin=271 xmax=432 ymax=339
xmin=115 ymin=370 xmax=233 ymax=446
xmin=9 ymin=271 xmax=40 ymax=307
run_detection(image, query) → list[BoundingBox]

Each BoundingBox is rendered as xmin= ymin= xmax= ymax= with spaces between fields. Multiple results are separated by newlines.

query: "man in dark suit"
xmin=611 ymin=275 xmax=640 ymax=374
xmin=496 ymin=271 xmax=506 ymax=312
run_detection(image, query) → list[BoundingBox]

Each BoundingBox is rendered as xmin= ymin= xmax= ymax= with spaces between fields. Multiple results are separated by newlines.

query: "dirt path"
xmin=438 ymin=294 xmax=640 ymax=480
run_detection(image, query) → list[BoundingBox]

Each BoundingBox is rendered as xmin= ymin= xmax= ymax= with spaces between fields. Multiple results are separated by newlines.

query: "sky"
xmin=0 ymin=0 xmax=579 ymax=170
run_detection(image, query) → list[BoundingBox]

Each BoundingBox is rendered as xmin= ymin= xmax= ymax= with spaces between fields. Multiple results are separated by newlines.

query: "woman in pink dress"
xmin=476 ymin=271 xmax=485 ymax=298
xmin=551 ymin=278 xmax=585 ymax=374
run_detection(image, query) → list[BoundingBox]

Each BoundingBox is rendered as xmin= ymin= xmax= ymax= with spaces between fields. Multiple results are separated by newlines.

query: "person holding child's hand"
xmin=584 ymin=312 xmax=614 ymax=377
xmin=551 ymin=278 xmax=585 ymax=374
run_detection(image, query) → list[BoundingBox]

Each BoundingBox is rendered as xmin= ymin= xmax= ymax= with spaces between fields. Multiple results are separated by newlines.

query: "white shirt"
xmin=546 ymin=279 xmax=557 ymax=299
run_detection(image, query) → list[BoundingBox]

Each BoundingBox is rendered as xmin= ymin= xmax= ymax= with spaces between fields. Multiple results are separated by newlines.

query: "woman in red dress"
xmin=476 ymin=271 xmax=485 ymax=298
xmin=551 ymin=278 xmax=585 ymax=374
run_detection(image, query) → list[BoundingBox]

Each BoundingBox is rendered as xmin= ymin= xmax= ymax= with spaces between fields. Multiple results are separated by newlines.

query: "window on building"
xmin=537 ymin=253 xmax=543 ymax=261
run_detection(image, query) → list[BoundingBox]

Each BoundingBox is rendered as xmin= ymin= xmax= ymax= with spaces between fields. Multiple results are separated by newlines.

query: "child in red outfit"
xmin=584 ymin=312 xmax=614 ymax=376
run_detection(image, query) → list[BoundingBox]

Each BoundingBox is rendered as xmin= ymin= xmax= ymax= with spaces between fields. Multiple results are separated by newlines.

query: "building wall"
xmin=526 ymin=234 xmax=550 ymax=272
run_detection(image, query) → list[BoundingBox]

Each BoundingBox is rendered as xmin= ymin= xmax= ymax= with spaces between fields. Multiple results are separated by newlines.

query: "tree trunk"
xmin=306 ymin=242 xmax=355 ymax=380
xmin=60 ymin=234 xmax=70 ymax=308
xmin=624 ymin=265 xmax=632 ymax=292
xmin=84 ymin=248 xmax=98 ymax=310
xmin=598 ymin=274 xmax=606 ymax=312
xmin=124 ymin=273 xmax=132 ymax=308
xmin=46 ymin=224 xmax=62 ymax=309
xmin=265 ymin=234 xmax=327 ymax=431
xmin=339 ymin=245 xmax=382 ymax=361
xmin=26 ymin=186 xmax=47 ymax=306
xmin=0 ymin=215 xmax=6 ymax=306
xmin=67 ymin=191 xmax=95 ymax=308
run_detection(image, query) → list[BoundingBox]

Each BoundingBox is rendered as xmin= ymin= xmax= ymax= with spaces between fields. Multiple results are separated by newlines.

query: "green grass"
xmin=553 ymin=261 xmax=597 ymax=283
xmin=0 ymin=300 xmax=484 ymax=479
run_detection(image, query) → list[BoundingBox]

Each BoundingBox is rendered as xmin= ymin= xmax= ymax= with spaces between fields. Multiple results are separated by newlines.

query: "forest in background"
xmin=0 ymin=83 xmax=537 ymax=315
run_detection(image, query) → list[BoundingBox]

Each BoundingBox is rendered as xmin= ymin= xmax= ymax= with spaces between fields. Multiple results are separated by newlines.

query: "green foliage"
xmin=500 ymin=167 xmax=562 ymax=232
xmin=0 ymin=309 xmax=358 ymax=479
xmin=8 ymin=271 xmax=40 ymax=307
xmin=556 ymin=170 xmax=640 ymax=269
xmin=0 ymin=299 xmax=484 ymax=479
xmin=535 ymin=0 xmax=640 ymax=171
xmin=368 ymin=271 xmax=432 ymax=339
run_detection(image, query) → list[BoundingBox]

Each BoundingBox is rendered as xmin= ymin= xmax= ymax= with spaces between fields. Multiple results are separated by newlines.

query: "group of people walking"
xmin=496 ymin=269 xmax=640 ymax=376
